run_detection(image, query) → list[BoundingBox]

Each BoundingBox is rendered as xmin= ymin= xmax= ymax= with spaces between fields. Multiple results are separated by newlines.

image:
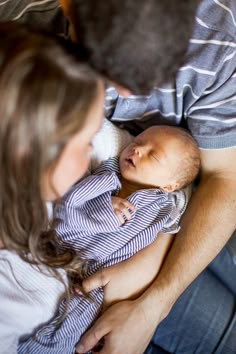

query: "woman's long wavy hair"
xmin=0 ymin=23 xmax=99 ymax=285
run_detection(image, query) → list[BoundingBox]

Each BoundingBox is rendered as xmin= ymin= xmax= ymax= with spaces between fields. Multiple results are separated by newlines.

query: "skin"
xmin=59 ymin=0 xmax=69 ymax=15
xmin=59 ymin=1 xmax=236 ymax=353
xmin=113 ymin=126 xmax=189 ymax=224
xmin=76 ymin=147 xmax=236 ymax=354
xmin=119 ymin=126 xmax=186 ymax=195
xmin=83 ymin=232 xmax=174 ymax=306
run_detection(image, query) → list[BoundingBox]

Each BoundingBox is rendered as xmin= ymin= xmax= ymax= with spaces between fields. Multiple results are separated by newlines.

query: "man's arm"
xmin=82 ymin=232 xmax=174 ymax=306
xmin=139 ymin=147 xmax=236 ymax=321
xmin=76 ymin=147 xmax=236 ymax=354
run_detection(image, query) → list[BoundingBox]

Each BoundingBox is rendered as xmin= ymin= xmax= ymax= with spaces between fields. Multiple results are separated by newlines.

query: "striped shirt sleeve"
xmin=185 ymin=0 xmax=236 ymax=149
xmin=0 ymin=0 xmax=67 ymax=35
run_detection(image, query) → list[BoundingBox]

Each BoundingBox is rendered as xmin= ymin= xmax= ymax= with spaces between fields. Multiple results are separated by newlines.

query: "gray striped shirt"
xmin=1 ymin=0 xmax=236 ymax=149
xmin=105 ymin=0 xmax=236 ymax=149
xmin=0 ymin=0 xmax=66 ymax=34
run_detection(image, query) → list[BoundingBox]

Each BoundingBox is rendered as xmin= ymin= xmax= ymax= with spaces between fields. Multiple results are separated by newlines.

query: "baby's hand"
xmin=111 ymin=196 xmax=136 ymax=224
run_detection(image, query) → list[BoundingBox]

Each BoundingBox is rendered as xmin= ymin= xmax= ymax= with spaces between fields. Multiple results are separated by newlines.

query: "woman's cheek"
xmin=77 ymin=156 xmax=89 ymax=178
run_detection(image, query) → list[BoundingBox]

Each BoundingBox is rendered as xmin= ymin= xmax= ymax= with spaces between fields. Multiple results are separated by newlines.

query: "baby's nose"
xmin=133 ymin=145 xmax=142 ymax=156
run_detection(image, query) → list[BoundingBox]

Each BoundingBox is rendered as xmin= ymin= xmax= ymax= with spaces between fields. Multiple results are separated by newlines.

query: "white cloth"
xmin=89 ymin=118 xmax=133 ymax=172
xmin=0 ymin=250 xmax=66 ymax=354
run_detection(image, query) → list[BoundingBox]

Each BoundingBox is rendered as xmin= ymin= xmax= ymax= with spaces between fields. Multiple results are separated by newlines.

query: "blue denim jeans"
xmin=145 ymin=234 xmax=236 ymax=354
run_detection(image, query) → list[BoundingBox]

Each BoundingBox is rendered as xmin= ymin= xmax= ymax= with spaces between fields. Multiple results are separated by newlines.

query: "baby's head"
xmin=119 ymin=126 xmax=200 ymax=192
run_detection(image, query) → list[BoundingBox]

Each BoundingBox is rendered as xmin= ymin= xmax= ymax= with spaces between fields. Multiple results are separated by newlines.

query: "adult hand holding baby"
xmin=77 ymin=233 xmax=174 ymax=353
xmin=76 ymin=296 xmax=158 ymax=354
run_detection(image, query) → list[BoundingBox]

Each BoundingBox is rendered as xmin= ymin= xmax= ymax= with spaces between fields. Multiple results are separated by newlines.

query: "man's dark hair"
xmin=70 ymin=0 xmax=199 ymax=94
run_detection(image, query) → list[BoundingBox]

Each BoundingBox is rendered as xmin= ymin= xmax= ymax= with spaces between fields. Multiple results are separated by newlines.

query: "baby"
xmin=19 ymin=126 xmax=200 ymax=354
xmin=113 ymin=125 xmax=200 ymax=223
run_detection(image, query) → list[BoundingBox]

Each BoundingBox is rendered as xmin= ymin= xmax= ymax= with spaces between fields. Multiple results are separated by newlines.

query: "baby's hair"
xmin=171 ymin=127 xmax=200 ymax=189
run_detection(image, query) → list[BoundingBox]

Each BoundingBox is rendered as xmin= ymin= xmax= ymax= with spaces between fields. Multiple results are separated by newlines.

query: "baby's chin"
xmin=120 ymin=172 xmax=141 ymax=186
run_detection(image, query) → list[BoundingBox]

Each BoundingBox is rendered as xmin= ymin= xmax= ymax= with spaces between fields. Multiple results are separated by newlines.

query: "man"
xmin=60 ymin=1 xmax=236 ymax=353
xmin=3 ymin=0 xmax=236 ymax=353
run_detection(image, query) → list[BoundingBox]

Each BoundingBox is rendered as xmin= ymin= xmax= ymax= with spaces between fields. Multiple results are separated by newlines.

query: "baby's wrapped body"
xmin=18 ymin=157 xmax=187 ymax=354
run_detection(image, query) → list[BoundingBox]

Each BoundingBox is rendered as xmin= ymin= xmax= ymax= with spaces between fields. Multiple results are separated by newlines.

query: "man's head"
xmin=119 ymin=126 xmax=200 ymax=191
xmin=60 ymin=0 xmax=199 ymax=94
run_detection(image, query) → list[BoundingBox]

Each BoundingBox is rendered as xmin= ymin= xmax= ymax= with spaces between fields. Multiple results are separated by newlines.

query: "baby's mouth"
xmin=126 ymin=157 xmax=135 ymax=167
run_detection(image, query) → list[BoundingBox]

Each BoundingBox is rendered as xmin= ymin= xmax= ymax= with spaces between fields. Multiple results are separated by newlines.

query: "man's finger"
xmin=76 ymin=322 xmax=109 ymax=353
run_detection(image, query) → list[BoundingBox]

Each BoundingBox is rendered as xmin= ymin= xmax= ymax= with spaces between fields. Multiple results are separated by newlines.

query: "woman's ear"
xmin=112 ymin=83 xmax=132 ymax=97
xmin=59 ymin=0 xmax=70 ymax=17
xmin=59 ymin=0 xmax=77 ymax=42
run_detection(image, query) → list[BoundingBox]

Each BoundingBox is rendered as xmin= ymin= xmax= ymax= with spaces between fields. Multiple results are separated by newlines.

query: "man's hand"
xmin=76 ymin=297 xmax=158 ymax=354
xmin=78 ymin=147 xmax=236 ymax=354
xmin=76 ymin=234 xmax=173 ymax=353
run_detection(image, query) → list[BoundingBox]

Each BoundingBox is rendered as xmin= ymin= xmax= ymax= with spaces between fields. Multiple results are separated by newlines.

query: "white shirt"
xmin=0 ymin=250 xmax=66 ymax=354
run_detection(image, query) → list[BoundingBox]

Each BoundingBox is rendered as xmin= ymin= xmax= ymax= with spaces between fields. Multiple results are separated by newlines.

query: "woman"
xmin=0 ymin=22 xmax=104 ymax=353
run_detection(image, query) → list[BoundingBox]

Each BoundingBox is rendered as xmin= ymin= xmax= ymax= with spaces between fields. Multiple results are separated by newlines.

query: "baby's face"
xmin=119 ymin=126 xmax=184 ymax=191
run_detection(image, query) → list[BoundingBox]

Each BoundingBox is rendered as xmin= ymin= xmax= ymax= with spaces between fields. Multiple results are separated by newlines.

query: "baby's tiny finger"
xmin=120 ymin=207 xmax=132 ymax=221
xmin=123 ymin=200 xmax=136 ymax=212
xmin=114 ymin=208 xmax=125 ymax=224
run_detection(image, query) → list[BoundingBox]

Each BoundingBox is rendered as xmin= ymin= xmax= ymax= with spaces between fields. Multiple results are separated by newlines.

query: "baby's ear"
xmin=162 ymin=183 xmax=179 ymax=192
